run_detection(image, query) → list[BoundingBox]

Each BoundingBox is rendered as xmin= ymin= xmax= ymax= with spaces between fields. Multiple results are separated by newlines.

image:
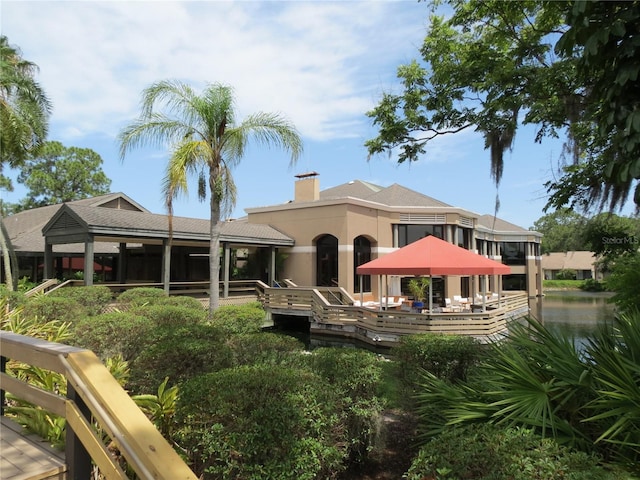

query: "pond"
xmin=531 ymin=290 xmax=617 ymax=347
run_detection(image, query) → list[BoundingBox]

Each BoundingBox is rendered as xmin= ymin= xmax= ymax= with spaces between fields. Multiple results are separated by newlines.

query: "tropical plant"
xmin=412 ymin=312 xmax=640 ymax=469
xmin=407 ymin=277 xmax=430 ymax=303
xmin=118 ymin=80 xmax=303 ymax=317
xmin=132 ymin=377 xmax=179 ymax=438
xmin=0 ymin=35 xmax=51 ymax=166
xmin=0 ymin=35 xmax=51 ymax=290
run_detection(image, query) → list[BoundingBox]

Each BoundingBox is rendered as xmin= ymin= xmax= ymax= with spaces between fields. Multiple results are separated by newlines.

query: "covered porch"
xmin=41 ymin=204 xmax=294 ymax=295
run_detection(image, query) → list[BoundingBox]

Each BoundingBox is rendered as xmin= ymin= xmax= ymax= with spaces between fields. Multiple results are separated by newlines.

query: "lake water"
xmin=531 ymin=290 xmax=617 ymax=342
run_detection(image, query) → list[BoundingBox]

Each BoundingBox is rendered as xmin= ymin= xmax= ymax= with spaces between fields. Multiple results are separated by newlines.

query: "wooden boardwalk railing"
xmin=263 ymin=287 xmax=530 ymax=344
xmin=0 ymin=331 xmax=198 ymax=480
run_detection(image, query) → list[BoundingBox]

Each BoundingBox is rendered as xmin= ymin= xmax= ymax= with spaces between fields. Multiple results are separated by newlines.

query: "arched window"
xmin=353 ymin=236 xmax=371 ymax=292
xmin=316 ymin=234 xmax=338 ymax=286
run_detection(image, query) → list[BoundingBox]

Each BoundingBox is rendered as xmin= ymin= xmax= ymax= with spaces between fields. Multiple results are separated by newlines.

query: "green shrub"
xmin=48 ymin=286 xmax=113 ymax=316
xmin=153 ymin=295 xmax=205 ymax=310
xmin=305 ymin=347 xmax=383 ymax=400
xmin=73 ymin=312 xmax=154 ymax=361
xmin=176 ymin=365 xmax=347 ymax=480
xmin=606 ymin=253 xmax=640 ymax=311
xmin=210 ymin=303 xmax=266 ymax=334
xmin=116 ymin=287 xmax=168 ymax=306
xmin=556 ymin=268 xmax=577 ymax=280
xmin=128 ymin=323 xmax=232 ymax=393
xmin=303 ymin=348 xmax=385 ymax=462
xmin=22 ymin=295 xmax=87 ymax=325
xmin=405 ymin=423 xmax=632 ymax=480
xmin=129 ymin=304 xmax=207 ymax=326
xmin=580 ymin=278 xmax=606 ymax=292
xmin=224 ymin=332 xmax=304 ymax=366
xmin=392 ymin=333 xmax=482 ymax=409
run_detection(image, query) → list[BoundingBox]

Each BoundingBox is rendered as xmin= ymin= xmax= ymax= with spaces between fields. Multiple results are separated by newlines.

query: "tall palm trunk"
xmin=208 ymin=166 xmax=222 ymax=317
xmin=0 ymin=218 xmax=15 ymax=290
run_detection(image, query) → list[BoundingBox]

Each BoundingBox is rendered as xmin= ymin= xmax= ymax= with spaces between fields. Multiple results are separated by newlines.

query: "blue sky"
xmin=2 ymin=1 xmax=596 ymax=230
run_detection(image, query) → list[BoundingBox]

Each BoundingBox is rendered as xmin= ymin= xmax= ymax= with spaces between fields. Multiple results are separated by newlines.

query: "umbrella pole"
xmin=378 ymin=276 xmax=383 ymax=312
xmin=428 ymin=276 xmax=433 ymax=312
xmin=359 ymin=276 xmax=364 ymax=305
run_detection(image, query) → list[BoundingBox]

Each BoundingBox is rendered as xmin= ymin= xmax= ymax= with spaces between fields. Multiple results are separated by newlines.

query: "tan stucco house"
xmin=542 ymin=251 xmax=600 ymax=280
xmin=246 ymin=173 xmax=543 ymax=302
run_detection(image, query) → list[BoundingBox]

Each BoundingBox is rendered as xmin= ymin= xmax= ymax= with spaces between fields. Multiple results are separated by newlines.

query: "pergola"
xmin=41 ymin=203 xmax=294 ymax=294
xmin=356 ymin=235 xmax=511 ymax=311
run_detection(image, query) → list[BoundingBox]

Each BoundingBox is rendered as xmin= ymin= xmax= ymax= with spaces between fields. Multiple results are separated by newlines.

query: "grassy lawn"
xmin=543 ymin=279 xmax=585 ymax=290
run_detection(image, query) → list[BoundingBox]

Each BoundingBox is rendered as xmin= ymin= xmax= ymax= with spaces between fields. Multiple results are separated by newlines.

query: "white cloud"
xmin=3 ymin=0 xmax=427 ymax=143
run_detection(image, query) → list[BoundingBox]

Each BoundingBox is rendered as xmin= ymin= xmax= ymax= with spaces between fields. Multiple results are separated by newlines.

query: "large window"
xmin=353 ymin=236 xmax=371 ymax=292
xmin=456 ymin=227 xmax=472 ymax=249
xmin=503 ymin=274 xmax=527 ymax=291
xmin=316 ymin=234 xmax=338 ymax=286
xmin=499 ymin=242 xmax=526 ymax=265
xmin=398 ymin=225 xmax=444 ymax=247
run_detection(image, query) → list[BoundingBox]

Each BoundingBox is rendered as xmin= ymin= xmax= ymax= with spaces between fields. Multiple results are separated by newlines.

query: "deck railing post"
xmin=1 ymin=355 xmax=6 ymax=416
xmin=65 ymin=382 xmax=93 ymax=480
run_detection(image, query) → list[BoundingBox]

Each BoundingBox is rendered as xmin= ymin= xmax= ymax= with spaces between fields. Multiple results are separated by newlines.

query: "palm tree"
xmin=0 ymin=35 xmax=51 ymax=167
xmin=118 ymin=80 xmax=303 ymax=316
xmin=0 ymin=35 xmax=51 ymax=290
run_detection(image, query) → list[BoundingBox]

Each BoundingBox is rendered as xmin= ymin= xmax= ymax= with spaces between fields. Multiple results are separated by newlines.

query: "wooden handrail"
xmin=24 ymin=278 xmax=61 ymax=297
xmin=0 ymin=331 xmax=197 ymax=480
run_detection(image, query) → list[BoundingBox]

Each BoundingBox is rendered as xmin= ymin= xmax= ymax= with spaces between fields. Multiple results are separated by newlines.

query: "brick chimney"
xmin=294 ymin=172 xmax=320 ymax=202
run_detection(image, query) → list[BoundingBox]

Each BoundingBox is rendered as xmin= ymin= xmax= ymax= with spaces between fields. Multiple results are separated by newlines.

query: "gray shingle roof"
xmin=319 ymin=180 xmax=452 ymax=207
xmin=5 ymin=193 xmax=293 ymax=256
xmin=4 ymin=193 xmax=145 ymax=254
xmin=476 ymin=214 xmax=530 ymax=233
xmin=45 ymin=203 xmax=293 ymax=246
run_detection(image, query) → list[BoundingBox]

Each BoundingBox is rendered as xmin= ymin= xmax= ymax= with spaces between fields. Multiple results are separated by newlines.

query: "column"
xmin=83 ymin=237 xmax=94 ymax=286
xmin=222 ymin=242 xmax=230 ymax=298
xmin=161 ymin=239 xmax=171 ymax=293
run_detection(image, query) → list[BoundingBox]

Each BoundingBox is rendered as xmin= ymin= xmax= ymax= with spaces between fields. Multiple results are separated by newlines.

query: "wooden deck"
xmin=0 ymin=417 xmax=66 ymax=480
xmin=263 ymin=287 xmax=531 ymax=346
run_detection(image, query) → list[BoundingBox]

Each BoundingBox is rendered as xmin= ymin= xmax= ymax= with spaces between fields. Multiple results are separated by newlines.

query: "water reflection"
xmin=532 ymin=291 xmax=617 ymax=346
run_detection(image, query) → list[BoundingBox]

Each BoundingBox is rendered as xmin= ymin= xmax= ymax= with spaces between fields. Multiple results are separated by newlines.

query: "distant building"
xmin=541 ymin=251 xmax=600 ymax=280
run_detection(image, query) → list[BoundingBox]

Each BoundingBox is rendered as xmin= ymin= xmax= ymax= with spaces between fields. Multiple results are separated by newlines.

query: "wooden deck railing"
xmin=0 ymin=331 xmax=197 ymax=480
xmin=263 ymin=287 xmax=530 ymax=340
